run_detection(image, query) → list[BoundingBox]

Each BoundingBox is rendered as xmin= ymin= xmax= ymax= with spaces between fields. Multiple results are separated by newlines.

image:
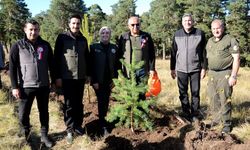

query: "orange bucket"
xmin=145 ymin=71 xmax=161 ymax=97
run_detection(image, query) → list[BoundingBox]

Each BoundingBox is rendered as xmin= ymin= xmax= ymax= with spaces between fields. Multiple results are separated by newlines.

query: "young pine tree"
xmin=106 ymin=49 xmax=155 ymax=133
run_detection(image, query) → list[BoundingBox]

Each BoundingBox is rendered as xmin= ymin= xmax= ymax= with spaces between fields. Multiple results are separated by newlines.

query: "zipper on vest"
xmin=186 ymin=36 xmax=189 ymax=72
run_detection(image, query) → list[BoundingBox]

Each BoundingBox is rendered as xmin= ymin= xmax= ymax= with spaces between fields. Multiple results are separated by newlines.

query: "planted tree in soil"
xmin=106 ymin=50 xmax=155 ymax=133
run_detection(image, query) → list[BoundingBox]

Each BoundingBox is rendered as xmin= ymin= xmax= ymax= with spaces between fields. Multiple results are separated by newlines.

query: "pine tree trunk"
xmin=162 ymin=43 xmax=166 ymax=60
xmin=130 ymin=109 xmax=134 ymax=133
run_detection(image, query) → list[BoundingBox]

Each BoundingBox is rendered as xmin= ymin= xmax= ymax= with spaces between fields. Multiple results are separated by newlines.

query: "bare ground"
xmin=1 ymin=85 xmax=250 ymax=150
xmin=2 ymin=58 xmax=250 ymax=150
xmin=44 ymin=94 xmax=250 ymax=150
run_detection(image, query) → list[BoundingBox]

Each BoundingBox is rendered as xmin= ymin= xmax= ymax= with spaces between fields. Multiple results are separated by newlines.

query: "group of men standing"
xmin=6 ymin=13 xmax=239 ymax=148
xmin=8 ymin=15 xmax=155 ymax=147
xmin=171 ymin=14 xmax=240 ymax=134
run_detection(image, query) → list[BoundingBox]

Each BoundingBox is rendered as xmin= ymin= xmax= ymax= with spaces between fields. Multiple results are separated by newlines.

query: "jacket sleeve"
xmin=117 ymin=34 xmax=125 ymax=59
xmin=117 ymin=34 xmax=126 ymax=74
xmin=170 ymin=34 xmax=177 ymax=70
xmin=9 ymin=43 xmax=20 ymax=89
xmin=147 ymin=33 xmax=155 ymax=71
xmin=89 ymin=44 xmax=96 ymax=84
xmin=114 ymin=44 xmax=121 ymax=78
xmin=85 ymin=40 xmax=91 ymax=77
xmin=0 ymin=44 xmax=5 ymax=69
xmin=47 ymin=42 xmax=56 ymax=84
xmin=117 ymin=35 xmax=124 ymax=71
xmin=54 ymin=34 xmax=63 ymax=79
xmin=200 ymin=31 xmax=207 ymax=70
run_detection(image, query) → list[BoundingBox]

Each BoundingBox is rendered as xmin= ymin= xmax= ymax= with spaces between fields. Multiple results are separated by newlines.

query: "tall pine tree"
xmin=34 ymin=11 xmax=56 ymax=47
xmin=226 ymin=0 xmax=248 ymax=52
xmin=40 ymin=0 xmax=87 ymax=47
xmin=80 ymin=14 xmax=93 ymax=46
xmin=176 ymin=0 xmax=226 ymax=38
xmin=88 ymin=4 xmax=106 ymax=43
xmin=0 ymin=0 xmax=30 ymax=51
xmin=49 ymin=0 xmax=86 ymax=31
xmin=146 ymin=0 xmax=181 ymax=59
xmin=104 ymin=0 xmax=136 ymax=42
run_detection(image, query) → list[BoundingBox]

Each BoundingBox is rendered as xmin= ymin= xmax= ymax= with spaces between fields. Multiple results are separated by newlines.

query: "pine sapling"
xmin=106 ymin=49 xmax=155 ymax=133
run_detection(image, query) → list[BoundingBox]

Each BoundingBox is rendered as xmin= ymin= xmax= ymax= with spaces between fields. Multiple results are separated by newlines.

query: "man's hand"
xmin=149 ymin=70 xmax=155 ymax=78
xmin=92 ymin=83 xmax=99 ymax=90
xmin=55 ymin=79 xmax=62 ymax=88
xmin=12 ymin=88 xmax=20 ymax=99
xmin=200 ymin=69 xmax=206 ymax=79
xmin=171 ymin=70 xmax=176 ymax=79
xmin=229 ymin=76 xmax=237 ymax=86
xmin=50 ymin=83 xmax=56 ymax=92
xmin=85 ymin=76 xmax=91 ymax=84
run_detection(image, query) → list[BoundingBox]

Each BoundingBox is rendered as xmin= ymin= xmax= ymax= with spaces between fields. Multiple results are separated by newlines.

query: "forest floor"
xmin=47 ymin=96 xmax=250 ymax=150
xmin=1 ymin=59 xmax=250 ymax=150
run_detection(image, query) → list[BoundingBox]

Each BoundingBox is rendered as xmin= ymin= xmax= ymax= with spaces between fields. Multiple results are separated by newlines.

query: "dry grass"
xmin=232 ymin=123 xmax=250 ymax=141
xmin=0 ymin=59 xmax=250 ymax=149
xmin=156 ymin=59 xmax=250 ymax=140
xmin=156 ymin=59 xmax=209 ymax=111
xmin=0 ymin=98 xmax=28 ymax=149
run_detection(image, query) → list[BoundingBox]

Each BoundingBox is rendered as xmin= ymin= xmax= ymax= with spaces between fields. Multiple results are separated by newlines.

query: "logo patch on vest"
xmin=37 ymin=47 xmax=44 ymax=60
xmin=111 ymin=48 xmax=116 ymax=54
xmin=95 ymin=49 xmax=101 ymax=53
xmin=233 ymin=45 xmax=239 ymax=51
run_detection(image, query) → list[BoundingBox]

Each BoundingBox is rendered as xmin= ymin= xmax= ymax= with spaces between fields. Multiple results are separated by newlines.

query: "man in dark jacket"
xmin=118 ymin=16 xmax=155 ymax=85
xmin=54 ymin=14 xmax=90 ymax=144
xmin=170 ymin=13 xmax=207 ymax=122
xmin=90 ymin=26 xmax=120 ymax=135
xmin=9 ymin=19 xmax=55 ymax=148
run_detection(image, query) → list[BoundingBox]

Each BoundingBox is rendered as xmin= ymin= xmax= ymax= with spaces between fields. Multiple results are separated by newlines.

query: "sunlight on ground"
xmin=156 ymin=59 xmax=209 ymax=111
xmin=0 ymin=59 xmax=250 ymax=149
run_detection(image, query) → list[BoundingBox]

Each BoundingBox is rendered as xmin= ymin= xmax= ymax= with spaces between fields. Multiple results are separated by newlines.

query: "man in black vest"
xmin=9 ymin=19 xmax=55 ymax=148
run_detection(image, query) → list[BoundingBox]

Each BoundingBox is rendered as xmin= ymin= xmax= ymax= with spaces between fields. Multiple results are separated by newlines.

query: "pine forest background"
xmin=0 ymin=0 xmax=250 ymax=64
xmin=1 ymin=0 xmax=250 ymax=149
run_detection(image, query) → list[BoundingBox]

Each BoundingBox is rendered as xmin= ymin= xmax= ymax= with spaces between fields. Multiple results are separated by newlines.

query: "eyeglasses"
xmin=101 ymin=31 xmax=110 ymax=34
xmin=130 ymin=24 xmax=140 ymax=27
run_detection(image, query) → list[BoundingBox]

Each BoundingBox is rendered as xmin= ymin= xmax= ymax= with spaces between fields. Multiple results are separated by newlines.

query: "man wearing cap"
xmin=206 ymin=19 xmax=240 ymax=134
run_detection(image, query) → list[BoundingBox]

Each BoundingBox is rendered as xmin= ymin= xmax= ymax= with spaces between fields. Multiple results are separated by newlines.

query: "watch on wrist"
xmin=231 ymin=75 xmax=237 ymax=80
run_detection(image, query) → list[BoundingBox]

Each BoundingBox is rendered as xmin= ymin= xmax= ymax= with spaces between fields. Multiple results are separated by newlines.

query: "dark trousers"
xmin=94 ymin=83 xmax=111 ymax=127
xmin=177 ymin=71 xmax=201 ymax=117
xmin=62 ymin=79 xmax=85 ymax=132
xmin=0 ymin=75 xmax=2 ymax=89
xmin=19 ymin=87 xmax=50 ymax=134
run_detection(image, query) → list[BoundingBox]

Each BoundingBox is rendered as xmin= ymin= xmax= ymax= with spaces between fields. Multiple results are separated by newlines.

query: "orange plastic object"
xmin=145 ymin=71 xmax=161 ymax=97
